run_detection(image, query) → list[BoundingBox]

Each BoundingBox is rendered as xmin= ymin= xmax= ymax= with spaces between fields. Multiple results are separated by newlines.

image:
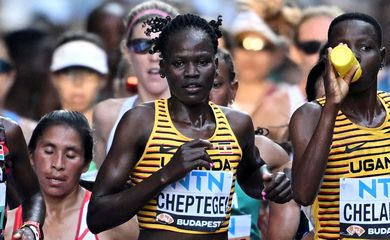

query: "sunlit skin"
xmin=249 ymin=15 xmax=334 ymax=144
xmin=126 ymin=22 xmax=169 ymax=101
xmin=161 ymin=28 xmax=217 ymax=107
xmin=1 ymin=118 xmax=45 ymax=240
xmin=5 ymin=120 xmax=138 ymax=240
xmin=31 ymin=125 xmax=88 ymax=199
xmin=93 ymin=22 xmax=170 ymax=168
xmin=296 ymin=15 xmax=333 ymax=77
xmin=210 ymin=51 xmax=299 ymax=240
xmin=29 ymin=124 xmax=89 ymax=239
xmin=329 ymin=27 xmax=384 ymax=96
xmin=52 ymin=68 xmax=104 ymax=125
xmin=234 ymin=33 xmax=275 ymax=83
xmin=291 ymin=18 xmax=386 ymax=207
xmin=233 ymin=32 xmax=278 ymax=115
xmin=209 ymin=58 xmax=237 ymax=107
xmin=291 ymin=18 xmax=386 ymax=240
xmin=29 ymin=123 xmax=134 ymax=239
xmin=88 ymin=22 xmax=292 ymax=240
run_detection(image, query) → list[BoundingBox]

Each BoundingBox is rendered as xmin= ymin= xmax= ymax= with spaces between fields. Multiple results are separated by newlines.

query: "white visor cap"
xmin=50 ymin=40 xmax=108 ymax=74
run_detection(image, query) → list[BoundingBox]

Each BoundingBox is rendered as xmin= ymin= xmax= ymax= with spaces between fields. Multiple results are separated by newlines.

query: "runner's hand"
xmin=13 ymin=227 xmax=37 ymax=240
xmin=261 ymin=166 xmax=292 ymax=204
xmin=324 ymin=44 xmax=358 ymax=105
xmin=163 ymin=139 xmax=213 ymax=183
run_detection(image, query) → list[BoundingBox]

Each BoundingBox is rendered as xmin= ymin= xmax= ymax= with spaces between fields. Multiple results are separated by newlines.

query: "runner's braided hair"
xmin=144 ymin=13 xmax=223 ymax=58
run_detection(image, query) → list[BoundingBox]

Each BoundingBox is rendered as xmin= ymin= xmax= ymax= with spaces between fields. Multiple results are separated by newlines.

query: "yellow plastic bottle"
xmin=330 ymin=45 xmax=362 ymax=82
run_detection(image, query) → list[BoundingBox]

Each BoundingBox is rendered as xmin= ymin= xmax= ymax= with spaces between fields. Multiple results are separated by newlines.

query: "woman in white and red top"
xmin=5 ymin=110 xmax=138 ymax=240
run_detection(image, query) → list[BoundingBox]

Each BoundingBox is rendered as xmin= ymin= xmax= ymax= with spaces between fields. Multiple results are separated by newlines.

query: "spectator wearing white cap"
xmin=50 ymin=31 xmax=108 ymax=126
xmin=50 ymin=31 xmax=108 ymax=182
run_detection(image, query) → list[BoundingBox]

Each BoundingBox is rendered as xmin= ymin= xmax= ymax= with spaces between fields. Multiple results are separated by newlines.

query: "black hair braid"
xmin=144 ymin=16 xmax=172 ymax=54
xmin=144 ymin=14 xmax=223 ymax=58
xmin=208 ymin=15 xmax=223 ymax=54
xmin=209 ymin=15 xmax=223 ymax=39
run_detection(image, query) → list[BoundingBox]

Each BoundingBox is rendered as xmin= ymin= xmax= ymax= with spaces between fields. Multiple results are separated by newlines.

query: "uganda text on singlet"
xmin=313 ymin=91 xmax=390 ymax=239
xmin=130 ymin=99 xmax=242 ymax=234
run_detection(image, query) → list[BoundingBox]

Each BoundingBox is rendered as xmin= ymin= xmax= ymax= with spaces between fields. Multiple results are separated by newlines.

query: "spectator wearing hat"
xmin=50 ymin=31 xmax=108 ymax=181
xmin=50 ymin=31 xmax=108 ymax=126
xmin=230 ymin=10 xmax=284 ymax=125
xmin=249 ymin=5 xmax=343 ymax=146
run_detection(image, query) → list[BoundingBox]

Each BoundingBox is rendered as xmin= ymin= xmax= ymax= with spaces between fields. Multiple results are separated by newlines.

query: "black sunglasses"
xmin=127 ymin=38 xmax=153 ymax=54
xmin=297 ymin=40 xmax=323 ymax=54
xmin=0 ymin=59 xmax=12 ymax=73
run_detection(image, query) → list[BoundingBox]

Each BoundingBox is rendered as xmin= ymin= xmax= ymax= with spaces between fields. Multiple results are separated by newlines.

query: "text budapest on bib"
xmin=340 ymin=176 xmax=390 ymax=239
xmin=156 ymin=170 xmax=233 ymax=232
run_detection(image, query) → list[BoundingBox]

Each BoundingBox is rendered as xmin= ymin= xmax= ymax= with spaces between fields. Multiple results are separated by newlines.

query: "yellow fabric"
xmin=131 ymin=99 xmax=242 ymax=234
xmin=313 ymin=91 xmax=390 ymax=239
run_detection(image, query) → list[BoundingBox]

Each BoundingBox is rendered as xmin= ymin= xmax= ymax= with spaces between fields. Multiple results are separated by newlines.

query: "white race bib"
xmin=340 ymin=176 xmax=390 ymax=239
xmin=156 ymin=170 xmax=233 ymax=232
xmin=228 ymin=214 xmax=251 ymax=240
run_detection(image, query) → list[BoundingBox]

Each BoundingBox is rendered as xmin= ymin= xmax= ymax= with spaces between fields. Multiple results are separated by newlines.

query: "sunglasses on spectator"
xmin=0 ymin=59 xmax=12 ymax=73
xmin=296 ymin=40 xmax=323 ymax=54
xmin=127 ymin=38 xmax=153 ymax=54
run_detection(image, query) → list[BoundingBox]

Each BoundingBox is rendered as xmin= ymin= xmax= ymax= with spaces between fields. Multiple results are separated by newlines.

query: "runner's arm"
xmin=6 ymin=120 xmax=45 ymax=236
xmin=88 ymin=104 xmax=213 ymax=233
xmin=267 ymin=199 xmax=301 ymax=240
xmin=88 ymin=105 xmax=163 ymax=233
xmin=290 ymin=102 xmax=337 ymax=205
xmin=92 ymin=100 xmax=117 ymax=168
xmin=227 ymin=111 xmax=291 ymax=203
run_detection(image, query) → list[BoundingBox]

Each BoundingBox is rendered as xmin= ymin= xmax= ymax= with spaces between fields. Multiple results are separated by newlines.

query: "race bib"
xmin=228 ymin=215 xmax=251 ymax=240
xmin=156 ymin=170 xmax=233 ymax=232
xmin=0 ymin=183 xmax=5 ymax=230
xmin=340 ymin=176 xmax=390 ymax=239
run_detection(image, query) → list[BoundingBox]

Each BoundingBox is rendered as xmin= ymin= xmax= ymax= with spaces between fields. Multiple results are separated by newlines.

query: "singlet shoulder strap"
xmin=315 ymin=91 xmax=389 ymax=107
xmin=314 ymin=96 xmax=326 ymax=107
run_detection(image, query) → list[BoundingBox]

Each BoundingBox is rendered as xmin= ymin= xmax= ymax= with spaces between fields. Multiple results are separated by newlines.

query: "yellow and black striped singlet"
xmin=313 ymin=91 xmax=390 ymax=239
xmin=130 ymin=99 xmax=242 ymax=234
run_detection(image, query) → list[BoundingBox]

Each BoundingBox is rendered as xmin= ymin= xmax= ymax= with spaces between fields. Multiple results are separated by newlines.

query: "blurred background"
xmin=0 ymin=0 xmax=388 ymax=122
xmin=0 ymin=0 xmax=385 ymax=34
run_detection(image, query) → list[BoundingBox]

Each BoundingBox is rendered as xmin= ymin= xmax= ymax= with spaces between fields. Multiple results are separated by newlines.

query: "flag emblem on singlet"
xmin=215 ymin=142 xmax=233 ymax=154
xmin=0 ymin=145 xmax=4 ymax=161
